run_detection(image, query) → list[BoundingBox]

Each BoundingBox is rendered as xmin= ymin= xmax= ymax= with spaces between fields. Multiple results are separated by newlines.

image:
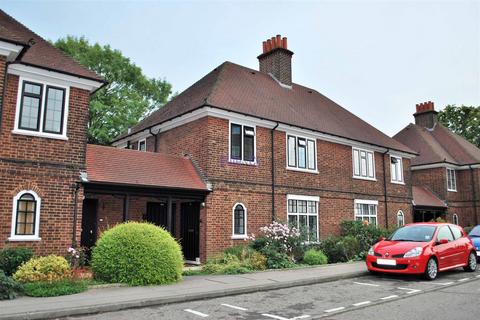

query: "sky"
xmin=2 ymin=0 xmax=479 ymax=136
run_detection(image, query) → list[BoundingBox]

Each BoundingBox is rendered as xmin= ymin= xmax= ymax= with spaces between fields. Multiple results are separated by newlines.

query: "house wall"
xmin=127 ymin=115 xmax=413 ymax=259
xmin=0 ymin=68 xmax=90 ymax=255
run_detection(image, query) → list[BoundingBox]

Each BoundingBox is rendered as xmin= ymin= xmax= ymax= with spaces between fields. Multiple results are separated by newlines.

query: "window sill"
xmin=286 ymin=167 xmax=318 ymax=174
xmin=228 ymin=159 xmax=257 ymax=166
xmin=353 ymin=176 xmax=377 ymax=182
xmin=231 ymin=235 xmax=248 ymax=240
xmin=447 ymin=189 xmax=457 ymax=192
xmin=12 ymin=129 xmax=68 ymax=141
xmin=8 ymin=236 xmax=41 ymax=242
xmin=391 ymin=180 xmax=405 ymax=185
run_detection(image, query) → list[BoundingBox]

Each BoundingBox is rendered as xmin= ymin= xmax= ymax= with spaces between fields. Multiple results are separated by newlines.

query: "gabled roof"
xmin=412 ymin=186 xmax=447 ymax=208
xmin=394 ymin=123 xmax=480 ymax=166
xmin=114 ymin=61 xmax=415 ymax=154
xmin=0 ymin=10 xmax=104 ymax=82
xmin=85 ymin=144 xmax=209 ymax=191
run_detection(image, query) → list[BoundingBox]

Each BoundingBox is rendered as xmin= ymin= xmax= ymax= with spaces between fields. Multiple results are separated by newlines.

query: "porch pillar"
xmin=167 ymin=196 xmax=173 ymax=232
xmin=123 ymin=193 xmax=130 ymax=221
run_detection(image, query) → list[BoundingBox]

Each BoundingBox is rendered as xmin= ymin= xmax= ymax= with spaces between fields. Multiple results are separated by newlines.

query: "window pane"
xmin=20 ymin=96 xmax=40 ymax=130
xmin=234 ymin=205 xmax=245 ymax=235
xmin=24 ymin=223 xmax=34 ymax=235
xmin=139 ymin=141 xmax=146 ymax=151
xmin=438 ymin=226 xmax=454 ymax=241
xmin=230 ymin=124 xmax=242 ymax=160
xmin=288 ymin=136 xmax=296 ymax=167
xmin=288 ymin=215 xmax=298 ymax=229
xmin=298 ymin=200 xmax=307 ymax=213
xmin=309 ymin=216 xmax=318 ymax=242
xmin=43 ymin=87 xmax=65 ymax=133
xmin=360 ymin=151 xmax=367 ymax=176
xmin=307 ymin=201 xmax=316 ymax=213
xmin=288 ymin=199 xmax=297 ymax=213
xmin=298 ymin=138 xmax=306 ymax=168
xmin=243 ymin=127 xmax=254 ymax=162
xmin=299 ymin=215 xmax=308 ymax=240
xmin=25 ymin=83 xmax=41 ymax=95
xmin=307 ymin=140 xmax=315 ymax=170
xmin=353 ymin=149 xmax=360 ymax=176
xmin=367 ymin=152 xmax=374 ymax=178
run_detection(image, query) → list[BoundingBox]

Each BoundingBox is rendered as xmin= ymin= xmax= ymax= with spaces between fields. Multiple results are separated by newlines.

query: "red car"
xmin=366 ymin=222 xmax=477 ymax=280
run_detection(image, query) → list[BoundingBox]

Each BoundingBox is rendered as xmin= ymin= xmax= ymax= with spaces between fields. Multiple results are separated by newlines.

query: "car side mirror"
xmin=437 ymin=238 xmax=449 ymax=245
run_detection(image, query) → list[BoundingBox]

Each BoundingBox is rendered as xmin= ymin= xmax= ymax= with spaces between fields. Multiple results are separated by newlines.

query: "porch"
xmin=412 ymin=186 xmax=447 ymax=222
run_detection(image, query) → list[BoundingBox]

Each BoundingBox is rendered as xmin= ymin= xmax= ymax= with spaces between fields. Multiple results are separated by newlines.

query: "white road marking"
xmin=431 ymin=282 xmax=454 ymax=285
xmin=397 ymin=287 xmax=421 ymax=294
xmin=476 ymin=275 xmax=480 ymax=278
xmin=324 ymin=307 xmax=346 ymax=313
xmin=184 ymin=309 xmax=209 ymax=318
xmin=221 ymin=303 xmax=248 ymax=311
xmin=458 ymin=278 xmax=470 ymax=282
xmin=352 ymin=301 xmax=371 ymax=306
xmin=261 ymin=314 xmax=290 ymax=320
xmin=353 ymin=281 xmax=380 ymax=287
xmin=380 ymin=295 xmax=398 ymax=300
xmin=291 ymin=316 xmax=311 ymax=320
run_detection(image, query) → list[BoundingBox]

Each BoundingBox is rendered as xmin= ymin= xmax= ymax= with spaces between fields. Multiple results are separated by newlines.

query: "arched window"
xmin=10 ymin=191 xmax=41 ymax=241
xmin=453 ymin=214 xmax=459 ymax=225
xmin=232 ymin=203 xmax=247 ymax=238
xmin=396 ymin=210 xmax=405 ymax=227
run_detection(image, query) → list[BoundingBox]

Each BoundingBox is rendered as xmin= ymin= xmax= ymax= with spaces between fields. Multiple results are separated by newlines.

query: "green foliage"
xmin=438 ymin=105 xmax=480 ymax=148
xmin=21 ymin=280 xmax=88 ymax=297
xmin=319 ymin=236 xmax=361 ymax=263
xmin=464 ymin=226 xmax=474 ymax=234
xmin=13 ymin=255 xmax=70 ymax=283
xmin=340 ymin=220 xmax=392 ymax=253
xmin=250 ymin=239 xmax=296 ymax=269
xmin=303 ymin=249 xmax=328 ymax=265
xmin=0 ymin=270 xmax=19 ymax=300
xmin=0 ymin=247 xmax=33 ymax=276
xmin=91 ymin=222 xmax=183 ymax=286
xmin=430 ymin=217 xmax=447 ymax=223
xmin=203 ymin=246 xmax=267 ymax=274
xmin=53 ymin=36 xmax=172 ymax=145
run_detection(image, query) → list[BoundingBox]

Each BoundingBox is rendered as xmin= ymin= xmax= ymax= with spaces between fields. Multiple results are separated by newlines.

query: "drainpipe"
xmin=149 ymin=127 xmax=159 ymax=152
xmin=72 ymin=182 xmax=81 ymax=248
xmin=470 ymin=165 xmax=479 ymax=225
xmin=0 ymin=61 xmax=10 ymax=136
xmin=271 ymin=122 xmax=279 ymax=222
xmin=382 ymin=149 xmax=390 ymax=229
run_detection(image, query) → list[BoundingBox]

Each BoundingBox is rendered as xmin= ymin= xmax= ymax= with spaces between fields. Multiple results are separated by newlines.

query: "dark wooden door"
xmin=181 ymin=202 xmax=200 ymax=261
xmin=80 ymin=199 xmax=98 ymax=257
xmin=145 ymin=202 xmax=176 ymax=235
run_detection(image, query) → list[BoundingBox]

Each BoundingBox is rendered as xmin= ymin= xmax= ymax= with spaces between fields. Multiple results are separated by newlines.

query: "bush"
xmin=13 ymin=255 xmax=70 ymax=283
xmin=203 ymin=246 xmax=267 ymax=274
xmin=340 ymin=220 xmax=392 ymax=253
xmin=0 ymin=270 xmax=19 ymax=300
xmin=303 ymin=249 xmax=328 ymax=265
xmin=91 ymin=222 xmax=183 ymax=286
xmin=464 ymin=226 xmax=474 ymax=234
xmin=21 ymin=280 xmax=88 ymax=297
xmin=0 ymin=248 xmax=34 ymax=276
xmin=319 ymin=236 xmax=361 ymax=263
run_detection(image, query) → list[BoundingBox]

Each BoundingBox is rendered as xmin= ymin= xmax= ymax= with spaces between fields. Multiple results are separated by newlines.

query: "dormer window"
xmin=13 ymin=79 xmax=69 ymax=140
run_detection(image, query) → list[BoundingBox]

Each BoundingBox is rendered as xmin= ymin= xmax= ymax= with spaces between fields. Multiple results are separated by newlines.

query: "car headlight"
xmin=368 ymin=246 xmax=374 ymax=256
xmin=403 ymin=247 xmax=423 ymax=258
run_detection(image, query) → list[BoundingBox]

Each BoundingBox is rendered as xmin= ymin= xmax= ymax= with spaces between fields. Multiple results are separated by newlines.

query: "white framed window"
xmin=232 ymin=203 xmax=247 ymax=239
xmin=447 ymin=168 xmax=457 ymax=192
xmin=13 ymin=77 xmax=69 ymax=140
xmin=452 ymin=214 xmax=459 ymax=225
xmin=390 ymin=155 xmax=404 ymax=183
xmin=354 ymin=199 xmax=378 ymax=226
xmin=229 ymin=122 xmax=256 ymax=164
xmin=397 ymin=210 xmax=405 ymax=227
xmin=352 ymin=147 xmax=375 ymax=180
xmin=287 ymin=194 xmax=319 ymax=242
xmin=138 ymin=138 xmax=147 ymax=151
xmin=286 ymin=134 xmax=317 ymax=172
xmin=9 ymin=190 xmax=41 ymax=241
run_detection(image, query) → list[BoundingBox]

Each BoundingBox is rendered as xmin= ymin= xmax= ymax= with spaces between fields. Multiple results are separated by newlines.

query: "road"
xmin=69 ymin=268 xmax=480 ymax=320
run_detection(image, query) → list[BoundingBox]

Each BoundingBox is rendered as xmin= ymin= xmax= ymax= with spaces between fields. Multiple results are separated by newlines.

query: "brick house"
xmin=111 ymin=35 xmax=417 ymax=262
xmin=394 ymin=102 xmax=480 ymax=226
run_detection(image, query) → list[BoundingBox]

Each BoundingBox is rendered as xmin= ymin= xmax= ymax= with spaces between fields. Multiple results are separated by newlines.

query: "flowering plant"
xmin=258 ymin=221 xmax=301 ymax=254
xmin=66 ymin=247 xmax=87 ymax=268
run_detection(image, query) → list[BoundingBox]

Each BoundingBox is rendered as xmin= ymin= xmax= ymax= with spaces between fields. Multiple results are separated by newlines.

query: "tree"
xmin=438 ymin=105 xmax=480 ymax=148
xmin=54 ymin=36 xmax=172 ymax=145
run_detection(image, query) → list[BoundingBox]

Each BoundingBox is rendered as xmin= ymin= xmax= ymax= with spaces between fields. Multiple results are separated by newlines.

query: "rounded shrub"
xmin=0 ymin=248 xmax=34 ymax=276
xmin=13 ymin=255 xmax=70 ymax=283
xmin=303 ymin=249 xmax=328 ymax=265
xmin=91 ymin=222 xmax=183 ymax=286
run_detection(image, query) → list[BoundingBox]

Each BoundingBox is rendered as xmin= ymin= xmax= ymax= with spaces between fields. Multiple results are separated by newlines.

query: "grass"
xmin=21 ymin=280 xmax=88 ymax=297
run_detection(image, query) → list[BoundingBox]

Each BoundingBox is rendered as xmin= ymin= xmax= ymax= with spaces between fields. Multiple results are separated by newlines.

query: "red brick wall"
xmin=0 ymin=68 xmax=91 ymax=255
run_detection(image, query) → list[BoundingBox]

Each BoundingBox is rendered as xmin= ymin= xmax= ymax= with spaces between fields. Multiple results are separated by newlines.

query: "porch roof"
xmin=412 ymin=186 xmax=447 ymax=208
xmin=85 ymin=144 xmax=209 ymax=192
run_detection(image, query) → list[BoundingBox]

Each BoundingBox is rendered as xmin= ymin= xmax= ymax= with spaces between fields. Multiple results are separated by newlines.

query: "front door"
xmin=80 ymin=199 xmax=98 ymax=258
xmin=181 ymin=202 xmax=200 ymax=262
xmin=145 ymin=202 xmax=176 ymax=235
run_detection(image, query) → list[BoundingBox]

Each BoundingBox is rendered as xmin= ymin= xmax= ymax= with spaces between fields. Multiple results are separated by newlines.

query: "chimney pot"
xmin=276 ymin=35 xmax=282 ymax=47
xmin=266 ymin=39 xmax=272 ymax=51
xmin=262 ymin=41 xmax=267 ymax=53
xmin=282 ymin=37 xmax=288 ymax=49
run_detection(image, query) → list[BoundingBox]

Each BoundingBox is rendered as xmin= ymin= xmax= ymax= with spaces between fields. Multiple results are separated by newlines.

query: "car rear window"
xmin=449 ymin=225 xmax=463 ymax=240
xmin=388 ymin=225 xmax=436 ymax=242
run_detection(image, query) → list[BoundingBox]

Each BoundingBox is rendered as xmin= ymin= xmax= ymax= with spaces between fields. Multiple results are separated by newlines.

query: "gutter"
xmin=271 ymin=122 xmax=279 ymax=221
xmin=470 ymin=165 xmax=479 ymax=225
xmin=382 ymin=149 xmax=390 ymax=229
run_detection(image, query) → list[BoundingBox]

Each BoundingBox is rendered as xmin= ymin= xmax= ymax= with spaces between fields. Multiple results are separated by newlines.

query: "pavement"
xmin=0 ymin=262 xmax=367 ymax=320
xmin=69 ymin=267 xmax=480 ymax=320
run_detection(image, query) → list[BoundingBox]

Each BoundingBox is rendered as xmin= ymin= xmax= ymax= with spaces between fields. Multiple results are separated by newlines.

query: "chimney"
xmin=257 ymin=35 xmax=294 ymax=86
xmin=414 ymin=101 xmax=438 ymax=129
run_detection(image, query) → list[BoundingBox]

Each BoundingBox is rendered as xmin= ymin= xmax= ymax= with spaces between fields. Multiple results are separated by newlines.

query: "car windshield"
xmin=388 ymin=225 xmax=436 ymax=242
xmin=469 ymin=226 xmax=480 ymax=237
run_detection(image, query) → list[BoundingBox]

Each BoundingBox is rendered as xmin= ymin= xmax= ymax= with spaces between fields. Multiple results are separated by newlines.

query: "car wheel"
xmin=463 ymin=252 xmax=477 ymax=272
xmin=424 ymin=257 xmax=438 ymax=280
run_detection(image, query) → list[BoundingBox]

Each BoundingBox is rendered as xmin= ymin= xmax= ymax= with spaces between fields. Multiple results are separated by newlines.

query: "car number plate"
xmin=377 ymin=258 xmax=397 ymax=266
